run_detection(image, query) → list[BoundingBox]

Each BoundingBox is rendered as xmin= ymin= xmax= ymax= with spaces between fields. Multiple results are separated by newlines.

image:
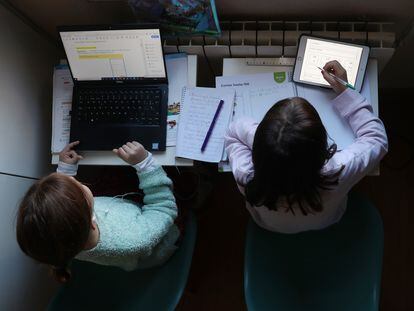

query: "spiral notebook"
xmin=176 ymin=87 xmax=235 ymax=162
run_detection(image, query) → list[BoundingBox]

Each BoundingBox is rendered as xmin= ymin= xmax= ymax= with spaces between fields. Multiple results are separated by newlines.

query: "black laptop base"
xmin=70 ymin=85 xmax=168 ymax=151
xmin=70 ymin=123 xmax=167 ymax=151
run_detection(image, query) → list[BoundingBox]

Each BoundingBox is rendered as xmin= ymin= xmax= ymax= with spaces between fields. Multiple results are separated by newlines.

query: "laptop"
xmin=58 ymin=24 xmax=168 ymax=151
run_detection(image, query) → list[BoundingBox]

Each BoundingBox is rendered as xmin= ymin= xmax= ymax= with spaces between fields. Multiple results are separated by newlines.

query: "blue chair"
xmin=48 ymin=211 xmax=197 ymax=311
xmin=244 ymin=193 xmax=384 ymax=311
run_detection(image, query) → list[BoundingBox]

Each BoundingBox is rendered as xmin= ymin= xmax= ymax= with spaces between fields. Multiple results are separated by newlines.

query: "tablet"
xmin=293 ymin=35 xmax=370 ymax=92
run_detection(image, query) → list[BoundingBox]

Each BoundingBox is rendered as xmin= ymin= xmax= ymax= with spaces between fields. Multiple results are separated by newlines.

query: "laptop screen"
xmin=60 ymin=28 xmax=166 ymax=81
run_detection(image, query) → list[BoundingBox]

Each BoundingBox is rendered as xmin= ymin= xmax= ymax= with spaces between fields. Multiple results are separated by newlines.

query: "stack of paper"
xmin=176 ymin=87 xmax=235 ymax=163
xmin=51 ymin=64 xmax=73 ymax=153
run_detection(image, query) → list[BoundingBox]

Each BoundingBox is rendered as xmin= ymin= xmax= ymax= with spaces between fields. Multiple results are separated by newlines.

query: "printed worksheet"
xmin=242 ymin=83 xmax=297 ymax=121
xmin=216 ymin=71 xmax=293 ymax=122
xmin=51 ymin=65 xmax=73 ymax=152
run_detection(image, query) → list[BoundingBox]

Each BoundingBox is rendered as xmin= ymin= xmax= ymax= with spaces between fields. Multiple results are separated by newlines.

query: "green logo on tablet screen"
xmin=273 ymin=72 xmax=286 ymax=83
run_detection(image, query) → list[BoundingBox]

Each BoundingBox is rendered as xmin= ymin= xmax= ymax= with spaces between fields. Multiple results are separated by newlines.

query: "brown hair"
xmin=245 ymin=97 xmax=343 ymax=215
xmin=16 ymin=173 xmax=92 ymax=283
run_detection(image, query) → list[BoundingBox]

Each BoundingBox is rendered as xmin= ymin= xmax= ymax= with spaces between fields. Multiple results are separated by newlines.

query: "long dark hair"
xmin=16 ymin=173 xmax=92 ymax=283
xmin=245 ymin=97 xmax=343 ymax=215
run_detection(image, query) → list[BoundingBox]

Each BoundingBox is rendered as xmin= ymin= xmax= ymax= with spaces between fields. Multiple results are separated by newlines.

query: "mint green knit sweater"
xmin=76 ymin=166 xmax=179 ymax=270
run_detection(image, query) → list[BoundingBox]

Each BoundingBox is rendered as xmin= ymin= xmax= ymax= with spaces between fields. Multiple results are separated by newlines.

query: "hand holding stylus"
xmin=320 ymin=60 xmax=352 ymax=94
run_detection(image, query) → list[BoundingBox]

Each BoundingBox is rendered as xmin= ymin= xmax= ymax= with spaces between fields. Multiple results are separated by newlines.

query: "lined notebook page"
xmin=176 ymin=87 xmax=235 ymax=163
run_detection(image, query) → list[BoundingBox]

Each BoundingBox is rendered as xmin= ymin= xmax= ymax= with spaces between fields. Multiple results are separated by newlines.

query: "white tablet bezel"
xmin=293 ymin=35 xmax=370 ymax=92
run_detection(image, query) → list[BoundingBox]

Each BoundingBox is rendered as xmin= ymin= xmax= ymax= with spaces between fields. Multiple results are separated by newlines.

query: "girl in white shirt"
xmin=224 ymin=61 xmax=388 ymax=233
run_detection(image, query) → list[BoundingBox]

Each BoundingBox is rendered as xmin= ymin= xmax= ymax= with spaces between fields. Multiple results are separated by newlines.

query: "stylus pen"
xmin=317 ymin=66 xmax=355 ymax=90
xmin=201 ymin=99 xmax=224 ymax=152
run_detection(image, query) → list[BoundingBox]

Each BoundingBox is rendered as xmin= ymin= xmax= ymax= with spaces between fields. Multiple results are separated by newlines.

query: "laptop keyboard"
xmin=75 ymin=88 xmax=162 ymax=126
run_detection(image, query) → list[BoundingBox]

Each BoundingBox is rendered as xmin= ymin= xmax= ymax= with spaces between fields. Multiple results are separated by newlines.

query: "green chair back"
xmin=48 ymin=211 xmax=197 ymax=311
xmin=244 ymin=193 xmax=384 ymax=311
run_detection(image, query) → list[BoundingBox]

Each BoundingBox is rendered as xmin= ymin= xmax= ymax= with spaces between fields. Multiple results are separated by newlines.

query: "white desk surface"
xmin=222 ymin=57 xmax=380 ymax=175
xmin=51 ymin=55 xmax=197 ymax=166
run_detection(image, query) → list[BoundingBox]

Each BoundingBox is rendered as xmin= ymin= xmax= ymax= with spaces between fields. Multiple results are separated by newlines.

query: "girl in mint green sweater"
xmin=16 ymin=141 xmax=178 ymax=282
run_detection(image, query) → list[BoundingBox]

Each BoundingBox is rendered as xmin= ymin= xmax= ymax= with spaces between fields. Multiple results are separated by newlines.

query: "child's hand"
xmin=322 ymin=60 xmax=348 ymax=94
xmin=113 ymin=141 xmax=148 ymax=165
xmin=59 ymin=141 xmax=83 ymax=164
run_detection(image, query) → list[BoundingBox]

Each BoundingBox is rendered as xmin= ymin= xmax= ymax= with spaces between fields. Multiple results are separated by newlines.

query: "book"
xmin=128 ymin=0 xmax=221 ymax=36
xmin=165 ymin=53 xmax=188 ymax=146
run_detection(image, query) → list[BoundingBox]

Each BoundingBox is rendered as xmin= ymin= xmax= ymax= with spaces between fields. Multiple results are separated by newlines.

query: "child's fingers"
xmin=122 ymin=144 xmax=133 ymax=154
xmin=323 ymin=60 xmax=347 ymax=80
xmin=63 ymin=141 xmax=80 ymax=152
xmin=117 ymin=147 xmax=128 ymax=159
xmin=321 ymin=71 xmax=337 ymax=86
xmin=323 ymin=60 xmax=341 ymax=72
xmin=126 ymin=142 xmax=136 ymax=150
xmin=132 ymin=141 xmax=144 ymax=150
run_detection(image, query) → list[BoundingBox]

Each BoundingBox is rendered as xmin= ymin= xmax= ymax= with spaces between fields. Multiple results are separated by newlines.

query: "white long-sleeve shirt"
xmin=224 ymin=89 xmax=388 ymax=233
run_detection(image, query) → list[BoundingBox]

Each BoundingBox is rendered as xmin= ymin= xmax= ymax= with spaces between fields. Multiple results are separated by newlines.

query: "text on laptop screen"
xmin=60 ymin=29 xmax=166 ymax=81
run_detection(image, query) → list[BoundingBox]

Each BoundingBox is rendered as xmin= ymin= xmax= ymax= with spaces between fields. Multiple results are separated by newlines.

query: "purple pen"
xmin=201 ymin=99 xmax=224 ymax=152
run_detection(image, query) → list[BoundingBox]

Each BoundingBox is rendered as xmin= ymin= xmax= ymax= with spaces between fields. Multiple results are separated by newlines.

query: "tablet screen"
xmin=299 ymin=38 xmax=363 ymax=86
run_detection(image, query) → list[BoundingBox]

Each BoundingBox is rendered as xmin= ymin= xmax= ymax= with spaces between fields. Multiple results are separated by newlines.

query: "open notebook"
xmin=176 ymin=87 xmax=235 ymax=162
